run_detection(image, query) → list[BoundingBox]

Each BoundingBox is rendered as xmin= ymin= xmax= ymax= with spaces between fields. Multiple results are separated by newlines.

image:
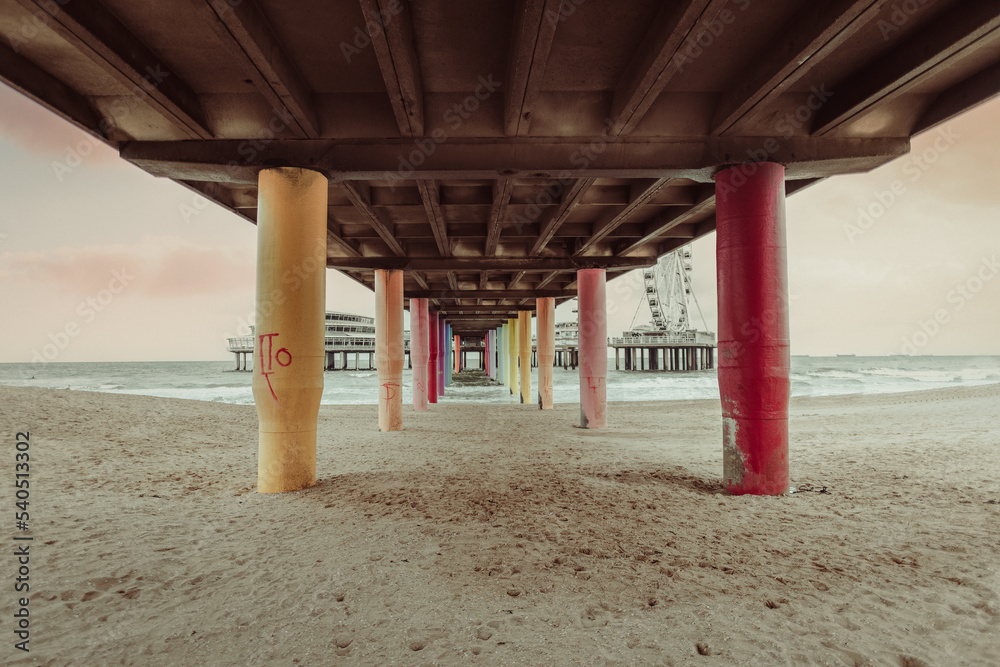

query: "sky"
xmin=1 ymin=83 xmax=999 ymax=362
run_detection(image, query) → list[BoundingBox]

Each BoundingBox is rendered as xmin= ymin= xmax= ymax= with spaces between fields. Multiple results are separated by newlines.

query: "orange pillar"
xmin=578 ymin=269 xmax=607 ymax=428
xmin=253 ymin=167 xmax=327 ymax=493
xmin=375 ymin=269 xmax=404 ymax=431
xmin=518 ymin=311 xmax=531 ymax=404
xmin=454 ymin=334 xmax=461 ymax=373
xmin=536 ymin=297 xmax=555 ymax=409
xmin=410 ymin=297 xmax=429 ymax=411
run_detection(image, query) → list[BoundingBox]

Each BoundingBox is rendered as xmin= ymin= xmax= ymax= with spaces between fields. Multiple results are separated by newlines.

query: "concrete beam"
xmin=195 ymin=0 xmax=319 ymax=138
xmin=121 ymin=136 xmax=911 ymax=183
xmin=340 ymin=181 xmax=406 ymax=256
xmin=505 ymin=0 xmax=562 ymax=136
xmin=326 ymin=257 xmax=656 ymax=271
xmin=813 ymin=0 xmax=1000 ymax=135
xmin=915 ymin=58 xmax=1000 ymax=134
xmin=16 ymin=0 xmax=212 ymax=139
xmin=609 ymin=0 xmax=728 ymax=136
xmin=712 ymin=0 xmax=884 ymax=135
xmin=359 ymin=0 xmax=423 ymax=136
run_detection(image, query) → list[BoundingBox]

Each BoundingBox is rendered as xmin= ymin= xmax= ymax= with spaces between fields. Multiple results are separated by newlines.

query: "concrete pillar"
xmin=518 ymin=310 xmax=531 ymax=404
xmin=410 ymin=298 xmax=429 ymax=411
xmin=437 ymin=317 xmax=448 ymax=398
xmin=455 ymin=335 xmax=461 ymax=373
xmin=497 ymin=326 xmax=505 ymax=385
xmin=484 ymin=331 xmax=490 ymax=377
xmin=507 ymin=318 xmax=518 ymax=397
xmin=375 ymin=269 xmax=404 ymax=431
xmin=428 ymin=311 xmax=439 ymax=404
xmin=716 ymin=161 xmax=790 ymax=496
xmin=577 ymin=269 xmax=607 ymax=429
xmin=445 ymin=324 xmax=452 ymax=388
xmin=253 ymin=167 xmax=326 ymax=494
xmin=536 ymin=297 xmax=555 ymax=410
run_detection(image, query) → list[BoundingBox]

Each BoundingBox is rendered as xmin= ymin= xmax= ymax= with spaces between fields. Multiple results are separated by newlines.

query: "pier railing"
xmin=609 ymin=331 xmax=716 ymax=346
xmin=227 ymin=335 xmax=411 ymax=353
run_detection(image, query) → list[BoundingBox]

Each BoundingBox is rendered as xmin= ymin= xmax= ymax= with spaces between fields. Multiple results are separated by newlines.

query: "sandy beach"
xmin=1 ymin=383 xmax=998 ymax=665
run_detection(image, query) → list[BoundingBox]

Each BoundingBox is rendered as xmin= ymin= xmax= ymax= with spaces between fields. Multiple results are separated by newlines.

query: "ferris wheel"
xmin=642 ymin=248 xmax=698 ymax=333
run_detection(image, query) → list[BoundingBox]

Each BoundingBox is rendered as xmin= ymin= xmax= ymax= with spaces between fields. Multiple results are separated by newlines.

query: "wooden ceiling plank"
xmin=415 ymin=180 xmax=450 ymax=256
xmin=195 ymin=0 xmax=319 ymax=138
xmin=505 ymin=0 xmax=562 ymax=136
xmin=574 ymin=177 xmax=670 ymax=255
xmin=914 ymin=58 xmax=1000 ymax=133
xmin=609 ymin=0 xmax=729 ymax=136
xmin=813 ymin=0 xmax=1000 ymax=135
xmin=0 ymin=41 xmax=105 ymax=138
xmin=16 ymin=0 xmax=212 ymax=139
xmin=358 ymin=0 xmax=423 ymax=137
xmin=530 ymin=178 xmax=594 ymax=255
xmin=340 ymin=181 xmax=406 ymax=256
xmin=712 ymin=0 xmax=886 ymax=135
xmin=485 ymin=178 xmax=514 ymax=255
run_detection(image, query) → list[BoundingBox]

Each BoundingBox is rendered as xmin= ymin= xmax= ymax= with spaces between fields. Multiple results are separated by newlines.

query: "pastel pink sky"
xmin=1 ymin=83 xmax=998 ymax=362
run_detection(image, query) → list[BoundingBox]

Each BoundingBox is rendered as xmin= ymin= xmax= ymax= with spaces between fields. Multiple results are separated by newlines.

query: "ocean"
xmin=1 ymin=355 xmax=999 ymax=406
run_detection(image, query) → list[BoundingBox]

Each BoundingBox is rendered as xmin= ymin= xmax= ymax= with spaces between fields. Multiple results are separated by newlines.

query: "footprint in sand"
xmin=581 ymin=608 xmax=609 ymax=628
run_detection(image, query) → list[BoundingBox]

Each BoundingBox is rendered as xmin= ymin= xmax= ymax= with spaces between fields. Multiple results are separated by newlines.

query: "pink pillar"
xmin=410 ymin=297 xmax=429 ymax=411
xmin=715 ymin=161 xmax=790 ymax=495
xmin=577 ymin=269 xmax=607 ymax=428
xmin=427 ymin=311 xmax=439 ymax=404
xmin=485 ymin=331 xmax=491 ymax=376
xmin=437 ymin=317 xmax=446 ymax=398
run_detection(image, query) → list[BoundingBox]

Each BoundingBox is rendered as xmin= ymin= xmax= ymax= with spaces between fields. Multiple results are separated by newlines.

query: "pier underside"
xmin=4 ymin=0 xmax=999 ymax=493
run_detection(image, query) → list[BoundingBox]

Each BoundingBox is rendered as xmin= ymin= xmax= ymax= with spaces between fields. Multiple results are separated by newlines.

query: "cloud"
xmin=0 ymin=235 xmax=255 ymax=297
xmin=0 ymin=83 xmax=119 ymax=164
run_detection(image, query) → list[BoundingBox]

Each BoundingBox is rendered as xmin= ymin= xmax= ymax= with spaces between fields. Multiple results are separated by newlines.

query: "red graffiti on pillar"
xmin=258 ymin=333 xmax=291 ymax=401
xmin=381 ymin=382 xmax=400 ymax=405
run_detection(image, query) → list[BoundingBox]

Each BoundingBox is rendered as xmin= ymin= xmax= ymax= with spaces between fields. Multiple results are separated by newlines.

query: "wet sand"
xmin=1 ymin=383 xmax=998 ymax=665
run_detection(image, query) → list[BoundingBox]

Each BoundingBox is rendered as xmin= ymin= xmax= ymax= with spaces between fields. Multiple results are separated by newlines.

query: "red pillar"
xmin=410 ymin=297 xmax=429 ymax=411
xmin=577 ymin=269 xmax=607 ymax=428
xmin=427 ymin=311 xmax=439 ymax=404
xmin=715 ymin=161 xmax=790 ymax=495
xmin=438 ymin=319 xmax=446 ymax=397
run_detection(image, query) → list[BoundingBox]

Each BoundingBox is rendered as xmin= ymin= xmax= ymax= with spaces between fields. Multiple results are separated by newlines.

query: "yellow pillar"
xmin=254 ymin=167 xmax=327 ymax=493
xmin=518 ymin=310 xmax=531 ymax=404
xmin=375 ymin=269 xmax=404 ymax=431
xmin=536 ymin=297 xmax=555 ymax=409
xmin=508 ymin=317 xmax=518 ymax=397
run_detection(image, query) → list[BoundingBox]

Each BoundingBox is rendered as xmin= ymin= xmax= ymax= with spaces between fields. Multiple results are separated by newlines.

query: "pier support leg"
xmin=498 ymin=325 xmax=505 ymax=385
xmin=428 ymin=311 xmax=439 ymax=404
xmin=375 ymin=269 xmax=404 ymax=431
xmin=445 ymin=324 xmax=452 ymax=387
xmin=518 ymin=310 xmax=531 ymax=404
xmin=253 ymin=167 xmax=326 ymax=494
xmin=537 ymin=297 xmax=555 ymax=409
xmin=508 ymin=318 xmax=519 ymax=397
xmin=578 ymin=269 xmax=607 ymax=428
xmin=437 ymin=318 xmax=446 ymax=398
xmin=716 ymin=161 xmax=790 ymax=496
xmin=410 ymin=297 xmax=429 ymax=412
